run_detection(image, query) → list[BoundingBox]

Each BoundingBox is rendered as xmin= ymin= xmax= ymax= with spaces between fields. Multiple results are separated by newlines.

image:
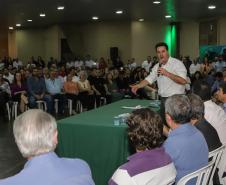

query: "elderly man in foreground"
xmin=0 ymin=109 xmax=95 ymax=185
xmin=163 ymin=94 xmax=208 ymax=184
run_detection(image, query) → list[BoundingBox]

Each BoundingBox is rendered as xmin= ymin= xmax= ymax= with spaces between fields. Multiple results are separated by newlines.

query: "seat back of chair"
xmin=208 ymin=145 xmax=225 ymax=184
xmin=177 ymin=161 xmax=214 ymax=185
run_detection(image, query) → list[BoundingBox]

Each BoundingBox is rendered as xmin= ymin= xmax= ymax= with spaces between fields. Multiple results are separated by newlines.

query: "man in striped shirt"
xmin=108 ymin=108 xmax=176 ymax=185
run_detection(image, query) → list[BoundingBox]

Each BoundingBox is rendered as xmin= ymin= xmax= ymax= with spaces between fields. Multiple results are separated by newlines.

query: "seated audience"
xmin=200 ymin=56 xmax=213 ymax=77
xmin=106 ymin=73 xmax=123 ymax=102
xmin=77 ymin=71 xmax=95 ymax=110
xmin=27 ymin=68 xmax=53 ymax=113
xmin=3 ymin=68 xmax=14 ymax=84
xmin=211 ymin=72 xmax=224 ymax=94
xmin=192 ymin=80 xmax=226 ymax=144
xmin=217 ymin=82 xmax=226 ymax=112
xmin=64 ymin=74 xmax=79 ymax=112
xmin=163 ymin=94 xmax=208 ymax=184
xmin=0 ymin=72 xmax=10 ymax=120
xmin=188 ymin=93 xmax=222 ymax=184
xmin=45 ymin=69 xmax=66 ymax=115
xmin=188 ymin=93 xmax=222 ymax=151
xmin=109 ymin=108 xmax=176 ymax=185
xmin=189 ymin=59 xmax=201 ymax=77
xmin=10 ymin=72 xmax=28 ymax=113
xmin=88 ymin=68 xmax=111 ymax=107
xmin=0 ymin=109 xmax=95 ymax=185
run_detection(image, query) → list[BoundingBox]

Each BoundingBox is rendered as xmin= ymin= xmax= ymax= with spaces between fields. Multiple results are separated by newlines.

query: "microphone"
xmin=157 ymin=63 xmax=162 ymax=77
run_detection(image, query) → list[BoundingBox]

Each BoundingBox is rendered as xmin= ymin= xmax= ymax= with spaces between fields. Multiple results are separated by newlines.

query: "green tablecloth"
xmin=56 ymin=99 xmax=159 ymax=185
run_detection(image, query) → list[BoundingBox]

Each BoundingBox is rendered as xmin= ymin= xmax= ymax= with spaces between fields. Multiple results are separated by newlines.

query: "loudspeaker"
xmin=110 ymin=47 xmax=118 ymax=60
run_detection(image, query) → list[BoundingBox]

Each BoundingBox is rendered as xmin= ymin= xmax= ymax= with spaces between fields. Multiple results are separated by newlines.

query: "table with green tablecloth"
xmin=56 ymin=99 xmax=160 ymax=185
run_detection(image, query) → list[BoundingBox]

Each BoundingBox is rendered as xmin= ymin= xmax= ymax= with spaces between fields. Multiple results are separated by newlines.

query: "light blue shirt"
xmin=45 ymin=77 xmax=63 ymax=95
xmin=0 ymin=152 xmax=95 ymax=185
xmin=163 ymin=123 xmax=208 ymax=184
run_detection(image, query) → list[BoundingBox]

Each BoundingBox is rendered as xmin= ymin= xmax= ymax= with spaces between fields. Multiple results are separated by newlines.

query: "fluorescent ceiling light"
xmin=208 ymin=5 xmax=216 ymax=9
xmin=165 ymin=15 xmax=172 ymax=18
xmin=153 ymin=1 xmax=161 ymax=4
xmin=116 ymin=10 xmax=123 ymax=14
xmin=16 ymin=24 xmax=21 ymax=27
xmin=9 ymin=27 xmax=14 ymax=30
xmin=40 ymin=13 xmax=46 ymax=17
xmin=27 ymin=19 xmax=32 ymax=22
xmin=139 ymin=19 xmax=144 ymax=22
xmin=57 ymin=6 xmax=64 ymax=10
xmin=92 ymin=16 xmax=99 ymax=20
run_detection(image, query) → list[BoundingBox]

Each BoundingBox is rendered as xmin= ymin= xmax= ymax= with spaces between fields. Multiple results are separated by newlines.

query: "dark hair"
xmin=127 ymin=108 xmax=164 ymax=150
xmin=192 ymin=80 xmax=211 ymax=101
xmin=219 ymin=82 xmax=226 ymax=94
xmin=187 ymin=93 xmax=204 ymax=120
xmin=155 ymin=42 xmax=168 ymax=51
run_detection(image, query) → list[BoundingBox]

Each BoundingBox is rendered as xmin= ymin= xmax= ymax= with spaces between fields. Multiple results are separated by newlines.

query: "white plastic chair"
xmin=67 ymin=99 xmax=72 ymax=115
xmin=177 ymin=161 xmax=215 ymax=185
xmin=208 ymin=145 xmax=226 ymax=185
xmin=36 ymin=100 xmax=47 ymax=111
xmin=6 ymin=102 xmax=11 ymax=120
xmin=54 ymin=99 xmax=59 ymax=114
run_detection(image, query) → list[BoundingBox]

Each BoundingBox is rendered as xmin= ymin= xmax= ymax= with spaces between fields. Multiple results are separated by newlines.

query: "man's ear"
xmin=53 ymin=130 xmax=58 ymax=146
xmin=165 ymin=113 xmax=173 ymax=128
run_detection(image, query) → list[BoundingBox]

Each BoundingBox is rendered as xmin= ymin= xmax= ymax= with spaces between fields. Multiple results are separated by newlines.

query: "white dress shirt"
xmin=85 ymin=60 xmax=95 ymax=68
xmin=189 ymin=63 xmax=201 ymax=75
xmin=142 ymin=60 xmax=153 ymax=72
xmin=145 ymin=57 xmax=187 ymax=97
xmin=204 ymin=100 xmax=226 ymax=144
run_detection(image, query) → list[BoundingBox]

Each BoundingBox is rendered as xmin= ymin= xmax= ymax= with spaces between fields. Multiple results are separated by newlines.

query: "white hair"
xmin=13 ymin=109 xmax=57 ymax=158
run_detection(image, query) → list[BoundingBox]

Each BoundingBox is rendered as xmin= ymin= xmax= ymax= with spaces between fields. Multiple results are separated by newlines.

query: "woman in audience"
xmin=0 ymin=72 xmax=11 ymax=120
xmin=63 ymin=74 xmax=79 ymax=113
xmin=106 ymin=73 xmax=123 ymax=102
xmin=77 ymin=71 xmax=95 ymax=110
xmin=200 ymin=56 xmax=213 ymax=76
xmin=10 ymin=72 xmax=28 ymax=113
xmin=109 ymin=108 xmax=176 ymax=185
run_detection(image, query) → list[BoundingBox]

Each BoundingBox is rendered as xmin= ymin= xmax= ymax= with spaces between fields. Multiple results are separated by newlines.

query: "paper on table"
xmin=121 ymin=105 xmax=143 ymax=109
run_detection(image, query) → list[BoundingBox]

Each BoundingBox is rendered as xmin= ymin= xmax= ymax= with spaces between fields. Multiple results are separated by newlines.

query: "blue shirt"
xmin=45 ymin=77 xmax=63 ymax=95
xmin=224 ymin=103 xmax=226 ymax=113
xmin=163 ymin=123 xmax=208 ymax=184
xmin=0 ymin=152 xmax=94 ymax=185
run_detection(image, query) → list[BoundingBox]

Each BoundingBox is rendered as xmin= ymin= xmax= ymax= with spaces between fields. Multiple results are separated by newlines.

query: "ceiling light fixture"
xmin=208 ymin=5 xmax=216 ymax=9
xmin=40 ymin=13 xmax=46 ymax=17
xmin=139 ymin=19 xmax=144 ymax=22
xmin=153 ymin=1 xmax=161 ymax=4
xmin=116 ymin=10 xmax=123 ymax=14
xmin=16 ymin=24 xmax=21 ymax=27
xmin=165 ymin=15 xmax=172 ymax=18
xmin=9 ymin=27 xmax=14 ymax=30
xmin=27 ymin=19 xmax=33 ymax=22
xmin=57 ymin=6 xmax=65 ymax=10
xmin=92 ymin=16 xmax=99 ymax=20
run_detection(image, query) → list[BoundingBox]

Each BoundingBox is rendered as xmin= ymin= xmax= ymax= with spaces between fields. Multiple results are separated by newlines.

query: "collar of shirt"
xmin=168 ymin=123 xmax=194 ymax=137
xmin=25 ymin=152 xmax=57 ymax=169
xmin=127 ymin=147 xmax=165 ymax=161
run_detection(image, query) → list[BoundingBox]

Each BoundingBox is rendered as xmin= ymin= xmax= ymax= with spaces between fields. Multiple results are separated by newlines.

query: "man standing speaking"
xmin=131 ymin=42 xmax=187 ymax=120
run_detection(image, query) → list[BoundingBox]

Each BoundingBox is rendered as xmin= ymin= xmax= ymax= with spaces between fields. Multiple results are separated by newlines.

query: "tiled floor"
xmin=0 ymin=121 xmax=26 ymax=179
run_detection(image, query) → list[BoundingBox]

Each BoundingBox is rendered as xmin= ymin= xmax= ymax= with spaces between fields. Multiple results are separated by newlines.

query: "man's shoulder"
xmin=59 ymin=157 xmax=91 ymax=172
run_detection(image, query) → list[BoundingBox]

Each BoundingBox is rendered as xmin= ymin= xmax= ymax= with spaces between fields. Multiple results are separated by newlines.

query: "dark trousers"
xmin=52 ymin=94 xmax=66 ymax=114
xmin=79 ymin=92 xmax=95 ymax=110
xmin=65 ymin=93 xmax=78 ymax=109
